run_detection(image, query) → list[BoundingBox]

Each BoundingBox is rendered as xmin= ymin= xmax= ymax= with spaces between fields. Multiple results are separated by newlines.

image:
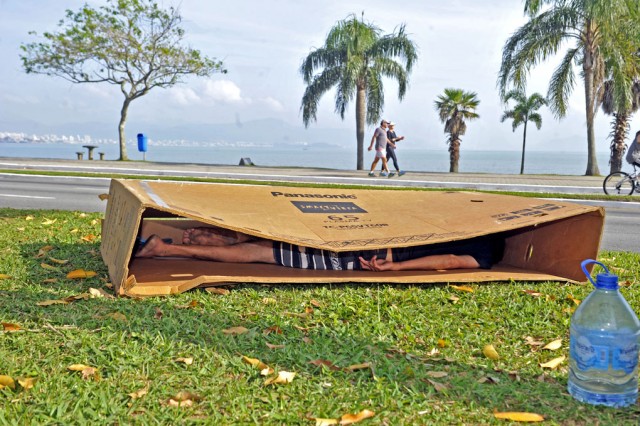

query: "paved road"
xmin=0 ymin=157 xmax=638 ymax=251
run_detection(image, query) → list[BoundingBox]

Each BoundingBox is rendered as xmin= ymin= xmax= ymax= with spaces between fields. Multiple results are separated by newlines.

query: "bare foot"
xmin=182 ymin=227 xmax=252 ymax=246
xmin=136 ymin=235 xmax=167 ymax=258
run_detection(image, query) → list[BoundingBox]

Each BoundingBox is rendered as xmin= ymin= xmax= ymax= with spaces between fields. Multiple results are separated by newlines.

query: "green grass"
xmin=1 ymin=208 xmax=639 ymax=425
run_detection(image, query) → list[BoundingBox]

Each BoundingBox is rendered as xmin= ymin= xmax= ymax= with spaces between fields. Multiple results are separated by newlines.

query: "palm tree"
xmin=498 ymin=0 xmax=636 ymax=176
xmin=500 ymin=90 xmax=547 ymax=174
xmin=300 ymin=14 xmax=417 ymax=170
xmin=434 ymin=88 xmax=480 ymax=173
xmin=600 ymin=79 xmax=640 ymax=173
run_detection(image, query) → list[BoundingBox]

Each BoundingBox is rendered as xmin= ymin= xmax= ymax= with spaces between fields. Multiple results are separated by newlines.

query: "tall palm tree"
xmin=600 ymin=79 xmax=640 ymax=173
xmin=300 ymin=14 xmax=417 ymax=170
xmin=500 ymin=90 xmax=547 ymax=174
xmin=498 ymin=0 xmax=635 ymax=176
xmin=434 ymin=88 xmax=480 ymax=173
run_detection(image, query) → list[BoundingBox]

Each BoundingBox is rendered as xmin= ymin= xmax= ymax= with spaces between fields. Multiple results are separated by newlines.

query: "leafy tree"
xmin=600 ymin=79 xmax=640 ymax=173
xmin=300 ymin=14 xmax=417 ymax=170
xmin=498 ymin=0 xmax=636 ymax=176
xmin=20 ymin=0 xmax=225 ymax=161
xmin=500 ymin=90 xmax=547 ymax=174
xmin=434 ymin=88 xmax=480 ymax=173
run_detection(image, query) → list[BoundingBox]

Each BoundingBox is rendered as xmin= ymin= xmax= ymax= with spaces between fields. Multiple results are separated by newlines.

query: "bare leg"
xmin=137 ymin=234 xmax=276 ymax=264
xmin=182 ymin=226 xmax=253 ymax=246
xmin=369 ymin=157 xmax=380 ymax=172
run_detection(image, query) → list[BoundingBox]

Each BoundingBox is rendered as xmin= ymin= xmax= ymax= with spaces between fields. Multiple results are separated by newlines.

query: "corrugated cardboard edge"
xmin=101 ymin=179 xmax=604 ymax=297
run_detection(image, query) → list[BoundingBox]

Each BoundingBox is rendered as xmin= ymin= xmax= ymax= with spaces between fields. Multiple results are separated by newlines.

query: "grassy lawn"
xmin=1 ymin=208 xmax=639 ymax=424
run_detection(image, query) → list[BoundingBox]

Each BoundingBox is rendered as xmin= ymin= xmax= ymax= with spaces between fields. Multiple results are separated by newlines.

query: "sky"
xmin=1 ymin=0 xmax=639 ymax=159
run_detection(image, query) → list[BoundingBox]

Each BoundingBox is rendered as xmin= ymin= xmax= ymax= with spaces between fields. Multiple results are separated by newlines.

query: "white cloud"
xmin=260 ymin=96 xmax=284 ymax=112
xmin=203 ymin=79 xmax=245 ymax=103
xmin=170 ymin=87 xmax=202 ymax=105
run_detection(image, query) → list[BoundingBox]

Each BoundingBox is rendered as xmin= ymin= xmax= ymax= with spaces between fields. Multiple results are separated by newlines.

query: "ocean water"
xmin=0 ymin=142 xmax=614 ymax=175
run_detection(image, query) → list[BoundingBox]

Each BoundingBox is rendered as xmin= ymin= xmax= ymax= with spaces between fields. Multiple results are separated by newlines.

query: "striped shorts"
xmin=272 ymin=242 xmax=385 ymax=270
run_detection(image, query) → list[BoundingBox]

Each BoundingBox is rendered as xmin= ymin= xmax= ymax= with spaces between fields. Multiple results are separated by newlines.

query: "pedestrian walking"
xmin=382 ymin=122 xmax=406 ymax=176
xmin=367 ymin=120 xmax=394 ymax=177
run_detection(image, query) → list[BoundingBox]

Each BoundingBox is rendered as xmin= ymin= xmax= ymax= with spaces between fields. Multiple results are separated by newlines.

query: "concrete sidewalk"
xmin=0 ymin=156 xmax=606 ymax=194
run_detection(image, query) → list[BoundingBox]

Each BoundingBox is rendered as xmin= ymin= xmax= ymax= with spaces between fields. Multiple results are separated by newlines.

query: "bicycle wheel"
xmin=603 ymin=171 xmax=635 ymax=195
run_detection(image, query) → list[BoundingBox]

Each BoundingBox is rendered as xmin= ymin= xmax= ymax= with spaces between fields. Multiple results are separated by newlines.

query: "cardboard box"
xmin=100 ymin=179 xmax=604 ymax=297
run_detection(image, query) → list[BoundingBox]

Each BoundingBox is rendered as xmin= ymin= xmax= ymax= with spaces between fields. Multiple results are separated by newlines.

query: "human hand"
xmin=400 ymin=136 xmax=405 ymax=140
xmin=368 ymin=146 xmax=373 ymax=151
xmin=359 ymin=255 xmax=395 ymax=272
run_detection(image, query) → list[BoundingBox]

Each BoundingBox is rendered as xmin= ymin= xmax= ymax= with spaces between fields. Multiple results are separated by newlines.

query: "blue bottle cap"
xmin=594 ymin=272 xmax=619 ymax=290
xmin=581 ymin=259 xmax=618 ymax=290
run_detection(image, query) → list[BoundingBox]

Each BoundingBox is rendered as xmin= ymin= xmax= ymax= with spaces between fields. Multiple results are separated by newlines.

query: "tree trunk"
xmin=449 ymin=137 xmax=460 ymax=173
xmin=118 ymin=98 xmax=131 ymax=161
xmin=520 ymin=122 xmax=528 ymax=174
xmin=609 ymin=113 xmax=628 ymax=174
xmin=582 ymin=40 xmax=599 ymax=176
xmin=355 ymin=87 xmax=366 ymax=170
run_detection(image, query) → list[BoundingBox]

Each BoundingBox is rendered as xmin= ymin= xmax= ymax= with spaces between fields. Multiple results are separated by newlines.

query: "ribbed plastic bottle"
xmin=567 ymin=259 xmax=640 ymax=407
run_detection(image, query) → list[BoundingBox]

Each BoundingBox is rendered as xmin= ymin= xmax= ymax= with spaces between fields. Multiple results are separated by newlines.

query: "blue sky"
xmin=1 ymin=0 xmax=638 ymax=158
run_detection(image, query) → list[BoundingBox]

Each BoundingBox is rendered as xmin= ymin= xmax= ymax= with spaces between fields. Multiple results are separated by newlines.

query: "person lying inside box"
xmin=136 ymin=227 xmax=505 ymax=272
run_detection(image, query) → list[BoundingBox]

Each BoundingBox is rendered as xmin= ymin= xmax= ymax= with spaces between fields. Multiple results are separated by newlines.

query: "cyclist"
xmin=626 ymin=130 xmax=640 ymax=167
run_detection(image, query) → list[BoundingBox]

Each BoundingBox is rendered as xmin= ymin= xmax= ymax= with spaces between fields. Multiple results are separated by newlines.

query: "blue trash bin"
xmin=137 ymin=133 xmax=148 ymax=152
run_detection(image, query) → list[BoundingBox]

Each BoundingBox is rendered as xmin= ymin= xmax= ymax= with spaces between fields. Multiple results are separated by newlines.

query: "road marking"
xmin=0 ymin=193 xmax=55 ymax=199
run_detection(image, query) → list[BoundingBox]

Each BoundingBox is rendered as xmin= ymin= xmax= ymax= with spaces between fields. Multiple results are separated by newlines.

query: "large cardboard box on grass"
xmin=100 ymin=179 xmax=604 ymax=297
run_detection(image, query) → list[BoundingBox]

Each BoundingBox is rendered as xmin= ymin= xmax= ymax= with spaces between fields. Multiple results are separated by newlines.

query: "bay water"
xmin=0 ymin=142 xmax=614 ymax=175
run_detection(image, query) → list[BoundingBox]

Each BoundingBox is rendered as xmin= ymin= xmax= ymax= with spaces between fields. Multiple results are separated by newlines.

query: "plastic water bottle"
xmin=567 ymin=259 xmax=640 ymax=407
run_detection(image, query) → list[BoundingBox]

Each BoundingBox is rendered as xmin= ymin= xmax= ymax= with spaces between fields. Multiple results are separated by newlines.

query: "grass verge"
xmin=0 ymin=208 xmax=639 ymax=424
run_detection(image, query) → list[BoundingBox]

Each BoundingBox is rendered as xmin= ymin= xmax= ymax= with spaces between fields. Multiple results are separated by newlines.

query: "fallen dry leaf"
xmin=542 ymin=339 xmax=562 ymax=351
xmin=314 ymin=418 xmax=339 ymax=426
xmin=128 ymin=386 xmax=149 ymax=400
xmin=426 ymin=378 xmax=448 ymax=392
xmin=567 ymin=295 xmax=581 ymax=306
xmin=262 ymin=297 xmax=277 ymax=304
xmin=263 ymin=325 xmax=282 ymax=335
xmin=68 ymin=364 xmax=100 ymax=381
xmin=88 ymin=287 xmax=114 ymax=299
xmin=222 ymin=326 xmax=249 ymax=335
xmin=448 ymin=295 xmax=460 ymax=304
xmin=449 ymin=284 xmax=474 ymax=293
xmin=242 ymin=355 xmax=271 ymax=374
xmin=437 ymin=339 xmax=447 ymax=348
xmin=2 ymin=323 xmax=21 ymax=332
xmin=494 ymin=411 xmax=544 ymax=422
xmin=482 ymin=344 xmax=500 ymax=360
xmin=25 ymin=215 xmax=34 ymax=221
xmin=40 ymin=263 xmax=59 ymax=271
xmin=66 ymin=269 xmax=97 ymax=279
xmin=339 ymin=409 xmax=375 ymax=425
xmin=345 ymin=362 xmax=371 ymax=372
xmin=17 ymin=377 xmax=37 ymax=390
xmin=0 ymin=274 xmax=11 ymax=280
xmin=522 ymin=289 xmax=542 ymax=297
xmin=154 ymin=308 xmax=163 ymax=320
xmin=0 ymin=375 xmax=16 ymax=390
xmin=36 ymin=299 xmax=69 ymax=306
xmin=426 ymin=371 xmax=448 ymax=378
xmin=81 ymin=234 xmax=97 ymax=242
xmin=48 ymin=257 xmax=69 ymax=265
xmin=540 ymin=355 xmax=565 ymax=370
xmin=524 ymin=336 xmax=544 ymax=346
xmin=36 ymin=246 xmax=54 ymax=258
xmin=309 ymin=359 xmax=341 ymax=371
xmin=174 ymin=357 xmax=193 ymax=365
xmin=266 ymin=343 xmax=285 ymax=349
xmin=310 ymin=299 xmax=323 ymax=308
xmin=41 ymin=218 xmax=57 ymax=225
xmin=205 ymin=287 xmax=230 ymax=295
xmin=42 ymin=278 xmax=58 ymax=284
xmin=67 ymin=364 xmax=92 ymax=371
xmin=98 ymin=193 xmax=109 ymax=201
xmin=264 ymin=371 xmax=296 ymax=385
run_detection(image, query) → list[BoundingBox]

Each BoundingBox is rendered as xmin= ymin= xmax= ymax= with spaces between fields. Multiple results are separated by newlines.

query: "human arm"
xmin=368 ymin=132 xmax=376 ymax=151
xmin=358 ymin=253 xmax=480 ymax=271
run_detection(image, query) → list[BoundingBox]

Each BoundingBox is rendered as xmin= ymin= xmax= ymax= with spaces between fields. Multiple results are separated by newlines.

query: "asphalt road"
xmin=0 ymin=173 xmax=638 ymax=252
